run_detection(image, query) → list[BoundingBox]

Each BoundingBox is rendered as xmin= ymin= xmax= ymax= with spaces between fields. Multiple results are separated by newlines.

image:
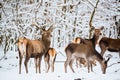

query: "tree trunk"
xmin=89 ymin=0 xmax=99 ymax=38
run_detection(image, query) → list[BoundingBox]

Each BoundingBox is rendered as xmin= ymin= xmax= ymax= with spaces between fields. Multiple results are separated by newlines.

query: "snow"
xmin=0 ymin=46 xmax=120 ymax=80
xmin=0 ymin=0 xmax=120 ymax=80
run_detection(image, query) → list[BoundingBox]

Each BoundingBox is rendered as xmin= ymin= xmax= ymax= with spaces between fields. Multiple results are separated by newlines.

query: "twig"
xmin=58 ymin=51 xmax=66 ymax=57
xmin=108 ymin=62 xmax=120 ymax=68
xmin=0 ymin=54 xmax=6 ymax=61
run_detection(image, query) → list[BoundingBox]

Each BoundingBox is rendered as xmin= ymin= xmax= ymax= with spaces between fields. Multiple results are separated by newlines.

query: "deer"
xmin=24 ymin=25 xmax=53 ymax=74
xmin=18 ymin=23 xmax=54 ymax=74
xmin=72 ymin=37 xmax=96 ymax=68
xmin=72 ymin=37 xmax=87 ymax=67
xmin=64 ymin=27 xmax=111 ymax=74
xmin=44 ymin=48 xmax=57 ymax=73
xmin=99 ymin=37 xmax=120 ymax=57
xmin=16 ymin=37 xmax=27 ymax=74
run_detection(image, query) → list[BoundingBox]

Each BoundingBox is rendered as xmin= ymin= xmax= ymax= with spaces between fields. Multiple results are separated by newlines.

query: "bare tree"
xmin=89 ymin=0 xmax=99 ymax=38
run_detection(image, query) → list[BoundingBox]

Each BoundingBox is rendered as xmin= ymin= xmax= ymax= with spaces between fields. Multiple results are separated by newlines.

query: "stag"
xmin=24 ymin=25 xmax=53 ymax=74
xmin=17 ymin=22 xmax=54 ymax=74
xmin=64 ymin=27 xmax=110 ymax=74
xmin=44 ymin=48 xmax=57 ymax=73
xmin=99 ymin=37 xmax=120 ymax=57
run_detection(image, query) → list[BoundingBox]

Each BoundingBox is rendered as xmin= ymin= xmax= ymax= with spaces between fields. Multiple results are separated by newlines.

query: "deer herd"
xmin=16 ymin=24 xmax=120 ymax=74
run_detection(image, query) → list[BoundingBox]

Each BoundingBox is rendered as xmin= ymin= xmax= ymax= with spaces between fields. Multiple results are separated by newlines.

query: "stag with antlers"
xmin=17 ymin=21 xmax=54 ymax=74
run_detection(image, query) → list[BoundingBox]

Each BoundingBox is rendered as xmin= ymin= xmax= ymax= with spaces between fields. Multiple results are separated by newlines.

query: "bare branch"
xmin=108 ymin=62 xmax=120 ymax=68
xmin=86 ymin=0 xmax=94 ymax=7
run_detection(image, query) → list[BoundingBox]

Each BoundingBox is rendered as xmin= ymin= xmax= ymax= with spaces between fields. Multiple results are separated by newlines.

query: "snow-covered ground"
xmin=0 ymin=0 xmax=119 ymax=80
xmin=0 ymin=46 xmax=120 ymax=80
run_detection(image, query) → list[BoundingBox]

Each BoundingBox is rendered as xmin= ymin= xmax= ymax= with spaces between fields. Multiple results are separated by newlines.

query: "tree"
xmin=0 ymin=0 xmax=119 ymax=56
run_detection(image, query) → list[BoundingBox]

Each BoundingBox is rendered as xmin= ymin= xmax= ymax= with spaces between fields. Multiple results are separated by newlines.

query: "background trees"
xmin=0 ymin=0 xmax=119 ymax=54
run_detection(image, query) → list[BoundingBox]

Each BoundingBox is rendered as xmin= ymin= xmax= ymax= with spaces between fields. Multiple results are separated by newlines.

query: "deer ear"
xmin=106 ymin=57 xmax=110 ymax=62
xmin=40 ymin=27 xmax=45 ymax=35
xmin=104 ymin=57 xmax=111 ymax=64
xmin=100 ymin=26 xmax=104 ymax=30
xmin=48 ymin=24 xmax=54 ymax=32
xmin=91 ymin=26 xmax=95 ymax=30
xmin=41 ymin=26 xmax=45 ymax=32
xmin=90 ymin=26 xmax=95 ymax=32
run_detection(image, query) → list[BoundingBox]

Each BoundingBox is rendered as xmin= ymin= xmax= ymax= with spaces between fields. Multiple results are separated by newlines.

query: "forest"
xmin=0 ymin=0 xmax=120 ymax=54
xmin=0 ymin=0 xmax=120 ymax=80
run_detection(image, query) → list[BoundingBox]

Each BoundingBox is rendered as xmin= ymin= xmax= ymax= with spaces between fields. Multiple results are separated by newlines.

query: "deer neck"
xmin=91 ymin=34 xmax=100 ymax=47
xmin=93 ymin=50 xmax=103 ymax=64
xmin=91 ymin=35 xmax=96 ymax=48
xmin=42 ymin=37 xmax=51 ymax=49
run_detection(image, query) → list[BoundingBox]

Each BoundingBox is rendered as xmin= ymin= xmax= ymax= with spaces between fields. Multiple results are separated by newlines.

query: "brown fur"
xmin=44 ymin=48 xmax=57 ymax=73
xmin=73 ymin=37 xmax=96 ymax=68
xmin=25 ymin=26 xmax=53 ymax=74
xmin=64 ymin=27 xmax=110 ymax=74
xmin=99 ymin=37 xmax=120 ymax=57
xmin=17 ymin=37 xmax=28 ymax=74
xmin=17 ymin=25 xmax=53 ymax=74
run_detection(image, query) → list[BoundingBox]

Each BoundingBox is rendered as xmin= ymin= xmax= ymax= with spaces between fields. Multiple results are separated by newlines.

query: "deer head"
xmin=41 ymin=25 xmax=54 ymax=40
xmin=91 ymin=26 xmax=104 ymax=37
xmin=101 ymin=57 xmax=110 ymax=74
xmin=91 ymin=26 xmax=104 ymax=44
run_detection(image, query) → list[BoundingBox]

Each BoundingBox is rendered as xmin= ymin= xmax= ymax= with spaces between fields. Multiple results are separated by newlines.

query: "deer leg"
xmin=76 ymin=58 xmax=81 ymax=68
xmin=24 ymin=56 xmax=30 ymax=74
xmin=50 ymin=59 xmax=53 ymax=72
xmin=89 ymin=61 xmax=94 ymax=72
xmin=64 ymin=58 xmax=71 ymax=73
xmin=46 ymin=61 xmax=50 ymax=73
xmin=51 ymin=62 xmax=54 ymax=72
xmin=64 ymin=52 xmax=72 ymax=73
xmin=45 ymin=59 xmax=50 ymax=73
xmin=69 ymin=59 xmax=75 ymax=73
xmin=19 ymin=56 xmax=22 ymax=74
xmin=87 ymin=60 xmax=90 ymax=73
xmin=34 ymin=58 xmax=37 ymax=73
xmin=76 ymin=58 xmax=78 ymax=68
xmin=45 ymin=61 xmax=50 ymax=73
xmin=36 ymin=57 xmax=40 ymax=73
xmin=51 ymin=54 xmax=57 ymax=72
xmin=44 ymin=61 xmax=47 ymax=73
xmin=44 ymin=53 xmax=49 ymax=73
xmin=90 ymin=63 xmax=93 ymax=72
xmin=38 ymin=55 xmax=42 ymax=73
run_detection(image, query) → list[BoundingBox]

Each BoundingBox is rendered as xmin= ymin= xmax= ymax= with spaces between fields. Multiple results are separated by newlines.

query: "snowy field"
xmin=0 ymin=46 xmax=120 ymax=80
xmin=0 ymin=0 xmax=119 ymax=80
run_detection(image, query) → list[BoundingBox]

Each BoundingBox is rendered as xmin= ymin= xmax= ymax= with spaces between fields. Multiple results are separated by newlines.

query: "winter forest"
xmin=0 ymin=0 xmax=120 ymax=80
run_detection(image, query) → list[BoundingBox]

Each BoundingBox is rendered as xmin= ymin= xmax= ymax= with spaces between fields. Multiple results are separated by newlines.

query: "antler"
xmin=31 ymin=19 xmax=39 ymax=28
xmin=31 ymin=18 xmax=46 ymax=31
xmin=48 ymin=24 xmax=54 ymax=32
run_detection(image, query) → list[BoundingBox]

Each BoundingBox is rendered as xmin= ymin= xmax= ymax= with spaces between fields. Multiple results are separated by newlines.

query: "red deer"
xmin=17 ymin=37 xmax=27 ymax=74
xmin=72 ymin=37 xmax=87 ymax=67
xmin=99 ymin=37 xmax=120 ymax=57
xmin=72 ymin=37 xmax=96 ymax=69
xmin=25 ymin=25 xmax=53 ymax=74
xmin=64 ymin=27 xmax=110 ymax=74
xmin=44 ymin=48 xmax=57 ymax=73
xmin=18 ymin=24 xmax=53 ymax=74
